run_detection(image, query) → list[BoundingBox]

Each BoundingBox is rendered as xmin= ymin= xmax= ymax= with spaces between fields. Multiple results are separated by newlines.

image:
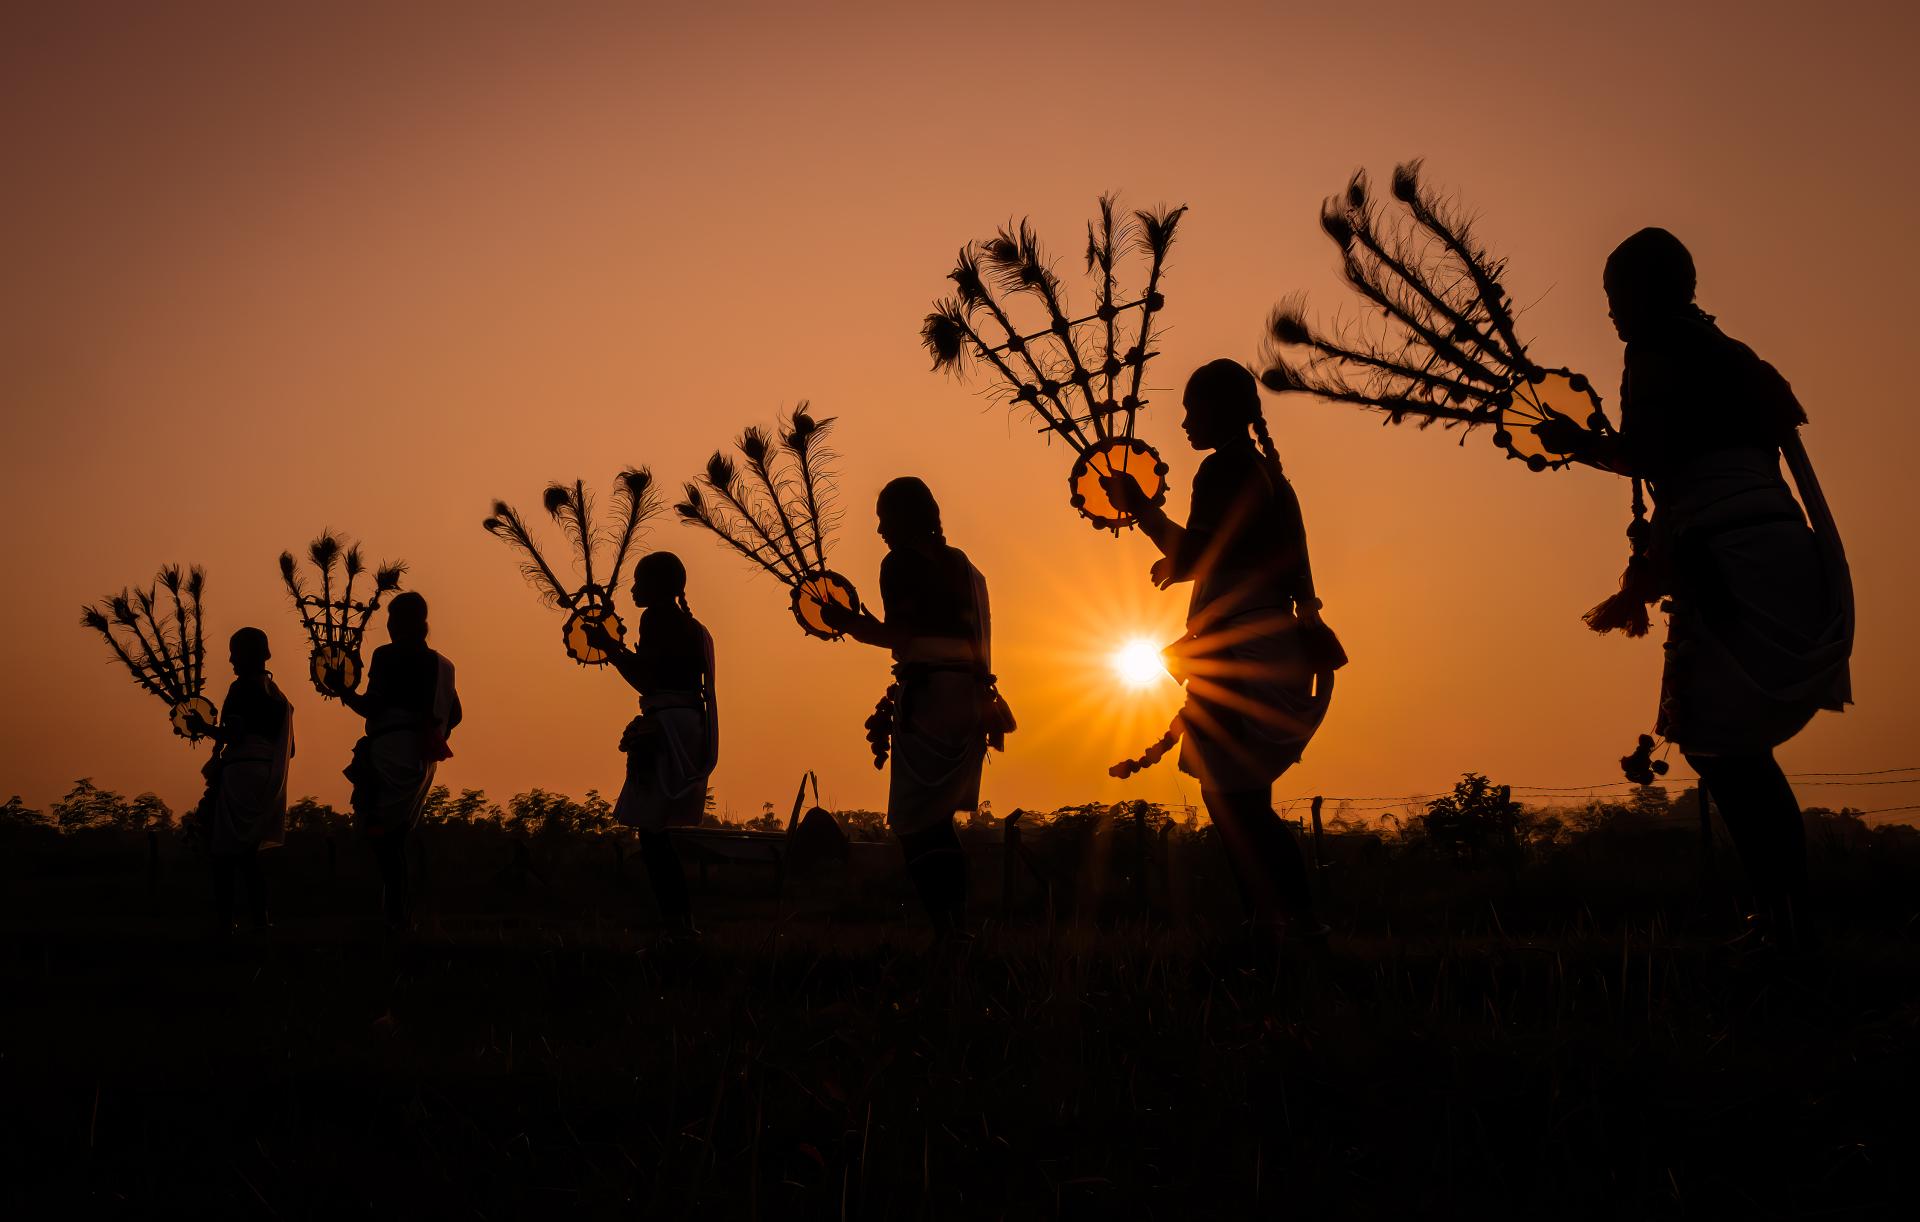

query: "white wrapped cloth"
xmin=1654 ymin=436 xmax=1853 ymax=754
xmin=209 ymin=680 xmax=294 ymax=854
xmin=355 ymin=652 xmax=459 ymax=835
xmin=614 ymin=625 xmax=718 ymax=833
xmin=884 ymin=564 xmax=992 ymax=836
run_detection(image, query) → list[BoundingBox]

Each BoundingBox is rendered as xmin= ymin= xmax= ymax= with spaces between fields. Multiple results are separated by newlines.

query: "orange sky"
xmin=4 ymin=1 xmax=1916 ymax=823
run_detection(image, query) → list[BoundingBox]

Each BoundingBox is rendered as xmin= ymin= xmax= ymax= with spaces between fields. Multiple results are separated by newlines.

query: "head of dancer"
xmin=1604 ymin=227 xmax=1701 ymax=343
xmin=632 ymin=550 xmax=691 ymax=614
xmin=1180 ymin=358 xmax=1281 ymax=466
xmin=228 ymin=627 xmax=270 ymax=678
xmin=385 ymin=591 xmax=430 ymax=646
xmin=876 ymin=476 xmax=945 ymax=553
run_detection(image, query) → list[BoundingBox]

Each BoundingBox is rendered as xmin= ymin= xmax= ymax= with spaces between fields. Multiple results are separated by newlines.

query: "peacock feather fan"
xmin=80 ymin=565 xmax=214 ymax=740
xmin=676 ymin=405 xmax=860 ymax=639
xmin=1259 ymin=160 xmax=1604 ymax=472
xmin=922 ymin=195 xmax=1186 ymax=530
xmin=482 ymin=470 xmax=665 ymax=664
xmin=278 ymin=530 xmax=408 ymax=697
xmin=923 ymin=195 xmax=1187 ymax=451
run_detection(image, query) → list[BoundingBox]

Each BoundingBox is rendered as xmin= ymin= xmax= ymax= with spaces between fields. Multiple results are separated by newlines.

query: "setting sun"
xmin=1112 ymin=637 xmax=1170 ymax=689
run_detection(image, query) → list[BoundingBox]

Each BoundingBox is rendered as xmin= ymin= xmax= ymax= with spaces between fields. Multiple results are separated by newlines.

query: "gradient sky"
xmin=4 ymin=1 xmax=1916 ymax=823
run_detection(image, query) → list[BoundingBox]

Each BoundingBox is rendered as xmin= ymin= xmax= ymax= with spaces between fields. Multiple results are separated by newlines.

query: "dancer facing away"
xmin=582 ymin=551 xmax=717 ymax=939
xmin=1538 ymin=229 xmax=1852 ymax=946
xmin=1105 ymin=359 xmax=1343 ymax=943
xmin=185 ymin=627 xmax=294 ymax=937
xmin=823 ymin=477 xmax=1003 ymax=939
xmin=332 ymin=592 xmax=462 ymax=931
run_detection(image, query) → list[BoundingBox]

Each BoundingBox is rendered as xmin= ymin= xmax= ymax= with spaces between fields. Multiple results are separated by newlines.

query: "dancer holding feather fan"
xmin=821 ymin=477 xmax=1009 ymax=942
xmin=184 ymin=627 xmax=294 ymax=937
xmin=332 ymin=592 xmax=461 ymax=932
xmin=1532 ymin=228 xmax=1853 ymax=947
xmin=580 ymin=551 xmax=716 ymax=939
xmin=1105 ymin=361 xmax=1344 ymax=945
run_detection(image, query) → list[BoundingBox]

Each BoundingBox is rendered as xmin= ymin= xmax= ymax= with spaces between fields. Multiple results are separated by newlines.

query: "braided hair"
xmin=1188 ymin=358 xmax=1284 ymax=476
xmin=1249 ymin=403 xmax=1284 ymax=478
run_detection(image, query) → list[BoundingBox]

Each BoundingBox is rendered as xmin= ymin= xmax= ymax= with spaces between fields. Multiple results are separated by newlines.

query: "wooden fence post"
xmin=1132 ymin=801 xmax=1152 ymax=915
xmin=1697 ymin=781 xmax=1715 ymax=873
xmin=1309 ymin=796 xmax=1327 ymax=911
xmin=1003 ymin=809 xmax=1023 ymax=919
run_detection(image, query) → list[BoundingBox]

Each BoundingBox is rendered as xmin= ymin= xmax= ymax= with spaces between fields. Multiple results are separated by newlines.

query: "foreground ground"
xmin=3 ymin=821 xmax=1917 ymax=1218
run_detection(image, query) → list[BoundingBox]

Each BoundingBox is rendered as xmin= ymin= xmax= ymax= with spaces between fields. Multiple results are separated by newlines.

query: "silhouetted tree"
xmin=577 ymin=790 xmax=615 ymax=835
xmin=744 ymin=801 xmax=782 ymax=833
xmin=286 ymin=796 xmax=348 ymax=836
xmin=507 ymin=789 xmax=574 ymax=838
xmin=1627 ymin=785 xmax=1674 ymax=821
xmin=505 ymin=788 xmax=614 ymax=837
xmin=50 ymin=779 xmax=168 ymax=833
xmin=1418 ymin=774 xmax=1522 ymax=866
xmin=0 ymin=796 xmax=48 ymax=830
xmin=838 ymin=808 xmax=887 ymax=841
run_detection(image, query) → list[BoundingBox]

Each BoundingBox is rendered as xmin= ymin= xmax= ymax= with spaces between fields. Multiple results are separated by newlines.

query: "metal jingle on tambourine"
xmin=1069 ymin=436 xmax=1169 ymax=531
xmin=170 ymin=696 xmax=217 ymax=741
xmin=562 ymin=601 xmax=626 ymax=666
xmin=309 ymin=644 xmax=363 ymax=698
xmin=1492 ymin=367 xmax=1603 ymax=472
xmin=791 ymin=569 xmax=860 ymax=641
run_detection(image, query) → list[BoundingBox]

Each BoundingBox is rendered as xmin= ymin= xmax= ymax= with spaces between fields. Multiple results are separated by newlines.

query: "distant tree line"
xmin=2 ymin=772 xmax=1902 ymax=866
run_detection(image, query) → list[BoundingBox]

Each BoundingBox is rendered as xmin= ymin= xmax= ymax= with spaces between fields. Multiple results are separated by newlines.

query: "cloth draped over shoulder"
xmin=882 ymin=545 xmax=993 ymax=835
xmin=207 ymin=677 xmax=295 ymax=854
xmin=615 ymin=612 xmax=719 ymax=833
xmin=1621 ymin=316 xmax=1853 ymax=755
xmin=349 ymin=643 xmax=460 ymax=835
xmin=1163 ymin=445 xmax=1341 ymax=791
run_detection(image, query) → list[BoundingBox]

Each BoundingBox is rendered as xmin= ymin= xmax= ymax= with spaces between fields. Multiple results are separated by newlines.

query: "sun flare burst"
xmin=1111 ymin=636 xmax=1169 ymax=690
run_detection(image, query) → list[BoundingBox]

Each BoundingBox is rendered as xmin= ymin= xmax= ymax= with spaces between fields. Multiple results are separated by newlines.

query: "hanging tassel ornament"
xmin=1619 ymin=733 xmax=1671 ymax=785
xmin=864 ymin=689 xmax=897 ymax=769
xmin=1583 ymin=478 xmax=1658 ymax=638
xmin=1109 ymin=714 xmax=1184 ymax=780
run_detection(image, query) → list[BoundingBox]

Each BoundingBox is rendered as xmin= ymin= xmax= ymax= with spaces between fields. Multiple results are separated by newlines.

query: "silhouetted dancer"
xmin=1537 ymin=229 xmax=1853 ymax=948
xmin=1105 ymin=360 xmax=1346 ymax=946
xmin=823 ymin=478 xmax=1008 ymax=942
xmin=582 ymin=552 xmax=716 ymax=939
xmin=184 ymin=627 xmax=294 ymax=938
xmin=331 ymin=592 xmax=461 ymax=932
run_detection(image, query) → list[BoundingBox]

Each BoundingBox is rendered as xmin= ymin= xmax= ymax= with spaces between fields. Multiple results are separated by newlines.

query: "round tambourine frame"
xmin=1491 ymin=368 xmax=1605 ymax=472
xmin=169 ymin=696 xmax=217 ymax=742
xmin=1068 ymin=436 xmax=1170 ymax=531
xmin=561 ymin=592 xmax=627 ymax=666
xmin=308 ymin=644 xmax=363 ymax=698
xmin=790 ymin=569 xmax=860 ymax=641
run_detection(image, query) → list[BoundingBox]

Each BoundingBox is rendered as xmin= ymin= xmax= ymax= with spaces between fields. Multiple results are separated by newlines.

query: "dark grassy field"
xmin=3 ymin=811 xmax=1917 ymax=1219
